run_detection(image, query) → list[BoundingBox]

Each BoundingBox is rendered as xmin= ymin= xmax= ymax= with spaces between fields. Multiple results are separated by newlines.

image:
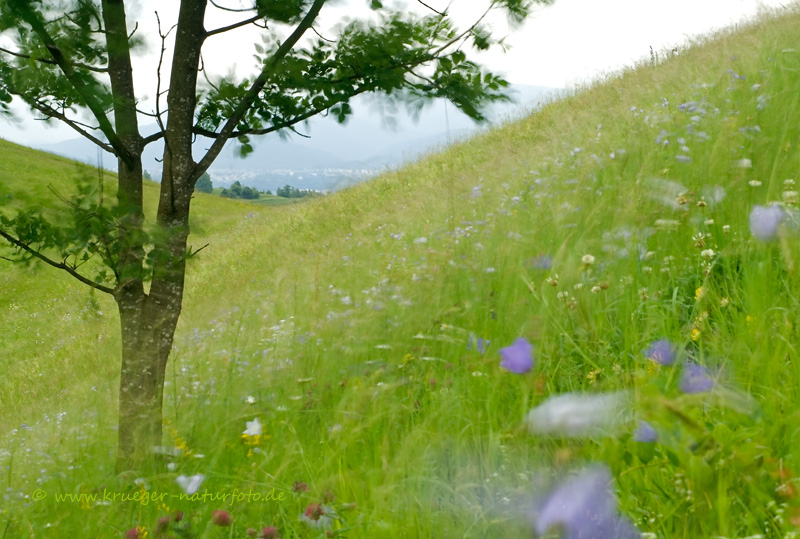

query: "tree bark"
xmin=114 ymin=0 xmax=206 ymax=471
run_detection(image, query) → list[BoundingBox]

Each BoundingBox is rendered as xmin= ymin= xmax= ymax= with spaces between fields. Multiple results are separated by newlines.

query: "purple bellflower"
xmin=680 ymin=364 xmax=714 ymax=394
xmin=531 ymin=255 xmax=553 ymax=270
xmin=645 ymin=339 xmax=677 ymax=366
xmin=750 ymin=205 xmax=784 ymax=241
xmin=499 ymin=337 xmax=534 ymax=374
xmin=531 ymin=466 xmax=639 ymax=539
xmin=633 ymin=420 xmax=657 ymax=443
xmin=467 ymin=333 xmax=490 ymax=354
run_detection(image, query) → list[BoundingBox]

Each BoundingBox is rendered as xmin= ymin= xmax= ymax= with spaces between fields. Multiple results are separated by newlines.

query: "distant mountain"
xmin=35 ymin=84 xmax=561 ymax=192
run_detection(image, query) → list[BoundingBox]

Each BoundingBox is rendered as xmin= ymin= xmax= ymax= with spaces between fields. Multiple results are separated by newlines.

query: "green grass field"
xmin=207 ymin=187 xmax=310 ymax=206
xmin=4 ymin=7 xmax=800 ymax=538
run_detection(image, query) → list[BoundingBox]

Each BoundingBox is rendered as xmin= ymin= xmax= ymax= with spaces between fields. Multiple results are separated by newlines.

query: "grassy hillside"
xmin=4 ymin=7 xmax=800 ymax=538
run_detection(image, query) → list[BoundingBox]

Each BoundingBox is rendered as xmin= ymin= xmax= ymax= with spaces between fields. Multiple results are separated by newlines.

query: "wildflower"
xmin=573 ymin=283 xmax=584 ymax=290
xmin=655 ymin=219 xmax=680 ymax=229
xmin=545 ymin=274 xmax=559 ymax=287
xmin=293 ymin=481 xmax=310 ymax=493
xmin=693 ymin=232 xmax=706 ymax=248
xmin=736 ymin=158 xmax=753 ymax=168
xmin=530 ymin=466 xmax=639 ymax=539
xmin=634 ymin=420 xmax=658 ymax=443
xmin=468 ymin=333 xmax=490 ymax=354
xmin=690 ymin=328 xmax=701 ymax=341
xmin=750 ymin=205 xmax=784 ymax=241
xmin=581 ymin=254 xmax=596 ymax=265
xmin=260 ymin=527 xmax=280 ymax=539
xmin=680 ymin=364 xmax=714 ymax=394
xmin=300 ymin=503 xmax=333 ymax=529
xmin=591 ymin=286 xmax=601 ymax=294
xmin=701 ymin=249 xmax=715 ymax=259
xmin=526 ymin=391 xmax=629 ymax=437
xmin=175 ymin=474 xmax=204 ymax=496
xmin=245 ymin=395 xmax=256 ymax=404
xmin=124 ymin=528 xmax=144 ymax=539
xmin=695 ymin=287 xmax=706 ymax=301
xmin=720 ymin=297 xmax=730 ymax=307
xmin=531 ymin=255 xmax=553 ymax=270
xmin=645 ymin=339 xmax=677 ymax=366
xmin=783 ymin=191 xmax=799 ymax=205
xmin=212 ymin=510 xmax=233 ymax=527
xmin=723 ymin=225 xmax=731 ymax=234
xmin=748 ymin=180 xmax=762 ymax=187
xmin=155 ymin=516 xmax=171 ymax=534
xmin=244 ymin=418 xmax=262 ymax=436
xmin=499 ymin=337 xmax=534 ymax=374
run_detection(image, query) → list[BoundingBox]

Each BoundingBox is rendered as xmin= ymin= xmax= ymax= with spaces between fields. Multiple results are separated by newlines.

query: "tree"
xmin=0 ymin=0 xmax=550 ymax=470
xmin=195 ymin=171 xmax=213 ymax=193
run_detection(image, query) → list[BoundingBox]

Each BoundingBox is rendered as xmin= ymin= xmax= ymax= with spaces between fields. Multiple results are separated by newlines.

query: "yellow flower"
xmin=690 ymin=328 xmax=701 ymax=341
xmin=695 ymin=287 xmax=706 ymax=302
xmin=586 ymin=369 xmax=602 ymax=384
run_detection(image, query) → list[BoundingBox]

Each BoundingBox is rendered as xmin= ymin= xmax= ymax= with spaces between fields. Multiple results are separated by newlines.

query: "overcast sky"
xmin=0 ymin=0 xmax=789 ymax=145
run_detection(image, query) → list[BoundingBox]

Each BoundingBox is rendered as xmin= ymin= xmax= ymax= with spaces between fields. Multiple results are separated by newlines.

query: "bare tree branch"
xmin=28 ymin=100 xmax=117 ymax=155
xmin=310 ymin=26 xmax=334 ymax=43
xmin=204 ymin=15 xmax=262 ymax=38
xmin=209 ymin=0 xmax=256 ymax=13
xmin=152 ymin=12 xmax=173 ymax=152
xmin=0 ymin=228 xmax=116 ymax=295
xmin=142 ymin=130 xmax=166 ymax=146
xmin=416 ymin=0 xmax=446 ymax=16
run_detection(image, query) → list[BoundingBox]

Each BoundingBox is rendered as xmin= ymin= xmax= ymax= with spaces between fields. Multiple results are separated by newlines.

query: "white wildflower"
xmin=244 ymin=418 xmax=262 ymax=436
xmin=176 ymin=474 xmax=205 ymax=495
xmin=526 ymin=391 xmax=630 ymax=437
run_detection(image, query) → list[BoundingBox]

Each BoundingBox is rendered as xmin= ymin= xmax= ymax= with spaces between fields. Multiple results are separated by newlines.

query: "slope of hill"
xmin=3 ymin=7 xmax=800 ymax=538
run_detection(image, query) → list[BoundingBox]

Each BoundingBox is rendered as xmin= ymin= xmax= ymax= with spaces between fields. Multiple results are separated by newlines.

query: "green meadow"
xmin=4 ymin=7 xmax=800 ymax=538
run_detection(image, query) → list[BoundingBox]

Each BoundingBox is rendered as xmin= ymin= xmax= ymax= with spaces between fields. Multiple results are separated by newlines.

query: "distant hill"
xmin=35 ymin=84 xmax=560 ymax=192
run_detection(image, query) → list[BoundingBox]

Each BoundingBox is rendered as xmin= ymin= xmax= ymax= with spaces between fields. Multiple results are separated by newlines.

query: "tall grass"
xmin=4 ymin=6 xmax=800 ymax=538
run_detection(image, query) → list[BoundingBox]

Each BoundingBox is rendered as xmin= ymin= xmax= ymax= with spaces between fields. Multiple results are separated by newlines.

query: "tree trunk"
xmin=116 ymin=314 xmax=164 ymax=471
xmin=115 ymin=284 xmax=184 ymax=471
